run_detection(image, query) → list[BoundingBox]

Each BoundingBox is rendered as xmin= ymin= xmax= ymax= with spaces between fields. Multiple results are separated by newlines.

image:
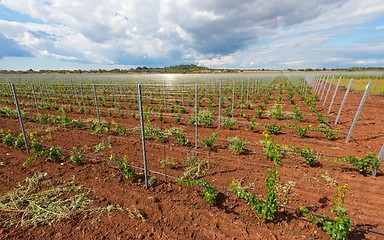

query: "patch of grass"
xmin=338 ymin=77 xmax=384 ymax=95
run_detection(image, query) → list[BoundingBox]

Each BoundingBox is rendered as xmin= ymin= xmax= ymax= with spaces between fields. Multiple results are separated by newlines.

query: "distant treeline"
xmin=287 ymin=67 xmax=384 ymax=72
xmin=0 ymin=64 xmax=383 ymax=74
xmin=0 ymin=64 xmax=235 ymax=74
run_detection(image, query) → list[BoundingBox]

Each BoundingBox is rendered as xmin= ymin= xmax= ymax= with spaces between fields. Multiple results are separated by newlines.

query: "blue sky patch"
xmin=0 ymin=5 xmax=44 ymax=24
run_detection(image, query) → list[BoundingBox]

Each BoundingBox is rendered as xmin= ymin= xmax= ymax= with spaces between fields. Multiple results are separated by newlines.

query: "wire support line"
xmin=2 ymin=134 xmax=384 ymax=237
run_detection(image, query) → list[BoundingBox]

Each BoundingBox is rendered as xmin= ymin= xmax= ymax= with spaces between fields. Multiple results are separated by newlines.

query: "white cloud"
xmin=352 ymin=59 xmax=384 ymax=65
xmin=197 ymin=55 xmax=234 ymax=66
xmin=37 ymin=50 xmax=78 ymax=61
xmin=0 ymin=0 xmax=384 ymax=69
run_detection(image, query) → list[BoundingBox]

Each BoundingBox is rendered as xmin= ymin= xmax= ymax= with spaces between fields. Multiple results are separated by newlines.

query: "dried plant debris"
xmin=0 ymin=173 xmax=127 ymax=227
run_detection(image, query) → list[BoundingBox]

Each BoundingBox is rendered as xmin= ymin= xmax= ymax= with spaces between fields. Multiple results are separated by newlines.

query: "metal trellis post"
xmin=10 ymin=83 xmax=30 ymax=154
xmin=328 ymin=77 xmax=341 ymax=114
xmin=195 ymin=84 xmax=199 ymax=149
xmin=371 ymin=144 xmax=384 ymax=177
xmin=93 ymin=84 xmax=101 ymax=123
xmin=322 ymin=76 xmax=334 ymax=107
xmin=137 ymin=84 xmax=149 ymax=189
xmin=218 ymin=82 xmax=222 ymax=130
xmin=335 ymin=78 xmax=353 ymax=124
xmin=320 ymin=76 xmax=329 ymax=101
xmin=345 ymin=81 xmax=372 ymax=143
xmin=31 ymin=84 xmax=40 ymax=114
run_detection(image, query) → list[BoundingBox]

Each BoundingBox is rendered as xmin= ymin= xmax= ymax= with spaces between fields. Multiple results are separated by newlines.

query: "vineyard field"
xmin=0 ymin=72 xmax=384 ymax=239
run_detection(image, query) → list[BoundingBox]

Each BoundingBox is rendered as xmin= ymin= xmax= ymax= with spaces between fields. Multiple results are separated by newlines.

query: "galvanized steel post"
xmin=345 ymin=82 xmax=372 ymax=143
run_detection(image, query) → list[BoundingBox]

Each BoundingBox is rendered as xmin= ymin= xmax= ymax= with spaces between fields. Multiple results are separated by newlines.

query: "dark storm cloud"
xmin=165 ymin=0 xmax=347 ymax=54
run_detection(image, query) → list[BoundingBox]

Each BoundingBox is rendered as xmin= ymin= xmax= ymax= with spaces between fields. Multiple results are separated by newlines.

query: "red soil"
xmin=1 ymin=83 xmax=384 ymax=239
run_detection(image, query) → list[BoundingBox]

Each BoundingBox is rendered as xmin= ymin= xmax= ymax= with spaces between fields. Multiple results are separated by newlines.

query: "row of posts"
xmin=311 ymin=75 xmax=382 ymax=176
xmin=7 ymin=82 xmax=224 ymax=189
xmin=312 ymin=75 xmax=372 ymax=142
xmin=8 ymin=78 xmax=382 ymax=185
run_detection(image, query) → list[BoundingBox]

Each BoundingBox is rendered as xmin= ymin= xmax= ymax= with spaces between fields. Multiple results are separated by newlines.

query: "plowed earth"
xmin=1 ymin=82 xmax=384 ymax=239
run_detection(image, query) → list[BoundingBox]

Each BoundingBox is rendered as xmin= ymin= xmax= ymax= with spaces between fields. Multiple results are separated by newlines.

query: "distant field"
xmin=337 ymin=75 xmax=384 ymax=95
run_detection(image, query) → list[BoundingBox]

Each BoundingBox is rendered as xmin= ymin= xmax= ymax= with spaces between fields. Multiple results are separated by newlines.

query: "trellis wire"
xmin=1 ymin=129 xmax=383 ymax=238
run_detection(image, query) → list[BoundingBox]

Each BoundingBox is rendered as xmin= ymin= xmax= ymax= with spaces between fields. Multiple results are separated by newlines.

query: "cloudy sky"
xmin=0 ymin=0 xmax=384 ymax=70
